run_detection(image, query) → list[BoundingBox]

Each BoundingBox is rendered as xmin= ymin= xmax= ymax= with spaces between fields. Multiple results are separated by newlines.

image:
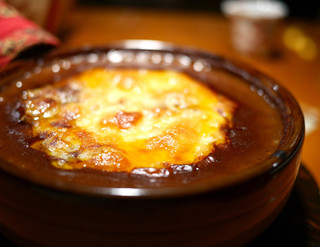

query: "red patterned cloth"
xmin=0 ymin=0 xmax=59 ymax=67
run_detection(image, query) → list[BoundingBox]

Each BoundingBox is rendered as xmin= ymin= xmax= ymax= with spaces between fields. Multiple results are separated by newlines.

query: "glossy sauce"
xmin=0 ymin=53 xmax=284 ymax=188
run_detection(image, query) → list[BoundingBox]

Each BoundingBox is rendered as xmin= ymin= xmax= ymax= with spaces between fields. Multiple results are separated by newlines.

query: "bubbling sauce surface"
xmin=20 ymin=69 xmax=236 ymax=172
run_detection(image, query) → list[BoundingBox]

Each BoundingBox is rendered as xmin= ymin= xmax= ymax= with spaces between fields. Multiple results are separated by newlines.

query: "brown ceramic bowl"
xmin=0 ymin=40 xmax=304 ymax=247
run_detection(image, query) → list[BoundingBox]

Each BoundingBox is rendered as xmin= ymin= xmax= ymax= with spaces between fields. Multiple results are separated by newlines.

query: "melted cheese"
xmin=21 ymin=68 xmax=236 ymax=172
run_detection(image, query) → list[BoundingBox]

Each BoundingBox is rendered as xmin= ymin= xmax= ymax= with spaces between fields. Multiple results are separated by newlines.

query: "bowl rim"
xmin=0 ymin=40 xmax=305 ymax=198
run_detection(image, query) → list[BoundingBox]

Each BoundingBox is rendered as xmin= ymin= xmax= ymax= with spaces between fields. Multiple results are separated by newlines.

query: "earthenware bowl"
xmin=0 ymin=40 xmax=304 ymax=247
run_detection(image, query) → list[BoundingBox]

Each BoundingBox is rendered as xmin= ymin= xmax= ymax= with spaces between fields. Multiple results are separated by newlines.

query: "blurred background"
xmin=77 ymin=0 xmax=320 ymax=19
xmin=5 ymin=0 xmax=320 ymax=35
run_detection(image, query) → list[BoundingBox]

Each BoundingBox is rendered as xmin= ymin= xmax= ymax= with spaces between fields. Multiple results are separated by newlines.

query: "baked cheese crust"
xmin=21 ymin=68 xmax=236 ymax=172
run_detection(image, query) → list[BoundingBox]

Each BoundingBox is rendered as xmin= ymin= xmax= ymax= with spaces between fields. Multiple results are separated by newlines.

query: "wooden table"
xmin=61 ymin=5 xmax=320 ymax=186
